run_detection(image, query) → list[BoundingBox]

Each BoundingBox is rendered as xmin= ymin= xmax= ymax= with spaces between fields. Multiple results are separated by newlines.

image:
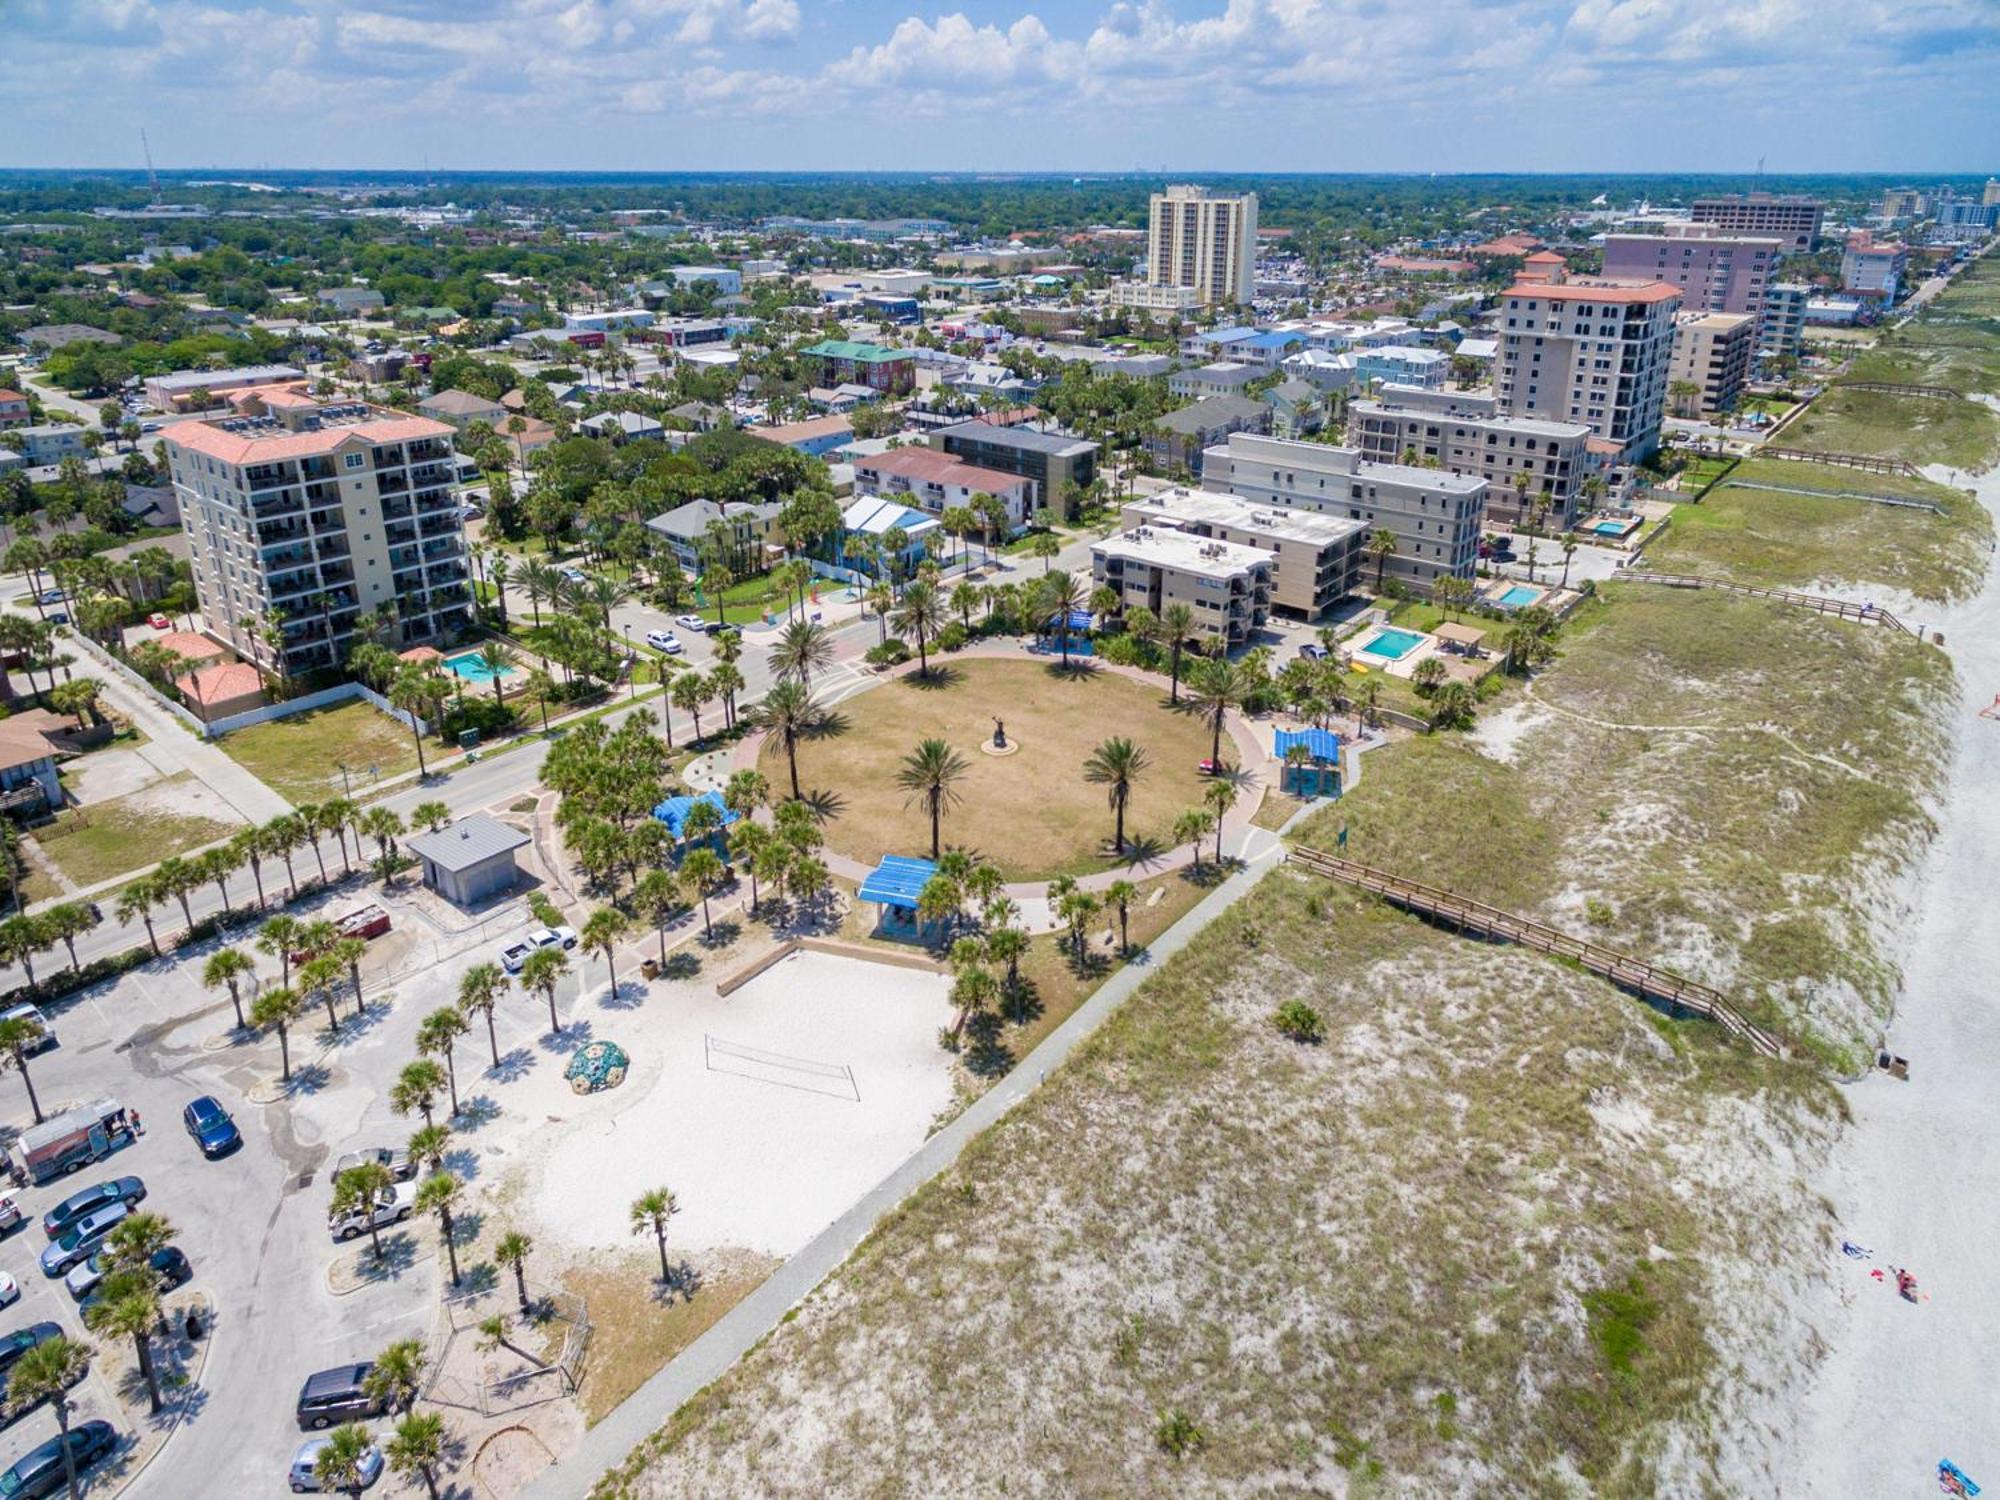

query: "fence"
xmin=1758 ymin=445 xmax=1923 ymax=478
xmin=1718 ymin=479 xmax=1944 ymax=515
xmin=1834 ymin=380 xmax=1963 ymax=400
xmin=1616 ymin=571 xmax=1922 ymax=636
xmin=1287 ymin=846 xmax=1784 ymax=1057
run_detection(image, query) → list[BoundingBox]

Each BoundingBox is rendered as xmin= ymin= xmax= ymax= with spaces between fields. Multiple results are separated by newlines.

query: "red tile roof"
xmin=155 ymin=631 xmax=225 ymax=662
xmin=176 ymin=661 xmax=265 ymax=705
xmin=166 ymin=411 xmax=453 ymax=466
xmin=0 ymin=390 xmax=25 ymax=404
xmin=857 ymin=447 xmax=1027 ymax=493
xmin=1507 ymin=278 xmax=1681 ymax=305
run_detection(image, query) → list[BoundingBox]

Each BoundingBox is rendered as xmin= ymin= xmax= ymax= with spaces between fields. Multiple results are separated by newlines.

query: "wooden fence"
xmin=1759 ymin=445 xmax=1923 ymax=478
xmin=1287 ymin=847 xmax=1784 ymax=1057
xmin=1834 ymin=380 xmax=1963 ymax=400
xmin=1615 ymin=571 xmax=1922 ymax=637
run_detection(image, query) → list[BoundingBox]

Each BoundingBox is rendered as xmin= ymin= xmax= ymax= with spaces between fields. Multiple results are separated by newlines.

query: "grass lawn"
xmin=1650 ymin=456 xmax=1991 ymax=603
xmin=1787 ymin=385 xmax=2000 ymax=471
xmin=567 ymin=1254 xmax=780 ymax=1426
xmin=1385 ymin=598 xmax=1445 ymax=632
xmin=769 ymin=658 xmax=1224 ymax=880
xmin=32 ymin=774 xmax=239 ymax=886
xmin=1297 ymin=584 xmax=1956 ymax=1065
xmin=219 ymin=699 xmax=421 ymax=805
xmin=600 ymin=876 xmax=1837 ymax=1500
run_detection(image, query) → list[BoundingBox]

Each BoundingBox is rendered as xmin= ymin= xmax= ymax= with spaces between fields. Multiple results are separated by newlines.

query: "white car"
xmin=0 ymin=1271 xmax=18 ymax=1308
xmin=645 ymin=629 xmax=683 ymax=655
xmin=327 ymin=1180 xmax=417 ymax=1242
xmin=674 ymin=613 xmax=709 ymax=632
xmin=290 ymin=1435 xmax=385 ymax=1492
xmin=500 ymin=924 xmax=577 ymax=974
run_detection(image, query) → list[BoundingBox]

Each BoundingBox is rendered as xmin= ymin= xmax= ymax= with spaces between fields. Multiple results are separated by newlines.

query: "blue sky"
xmin=2 ymin=0 xmax=1996 ymax=173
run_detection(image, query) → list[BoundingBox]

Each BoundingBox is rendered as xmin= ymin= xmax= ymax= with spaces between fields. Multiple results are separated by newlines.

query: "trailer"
xmin=11 ymin=1099 xmax=133 ymax=1186
xmin=290 ymin=905 xmax=392 ymax=962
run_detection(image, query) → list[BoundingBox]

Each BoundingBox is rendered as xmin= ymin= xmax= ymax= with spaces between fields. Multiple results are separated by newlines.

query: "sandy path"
xmin=1797 ymin=464 xmax=2000 ymax=1496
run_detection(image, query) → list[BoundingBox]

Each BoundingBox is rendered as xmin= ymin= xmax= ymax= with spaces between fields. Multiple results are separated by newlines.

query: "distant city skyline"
xmin=2 ymin=0 xmax=1996 ymax=176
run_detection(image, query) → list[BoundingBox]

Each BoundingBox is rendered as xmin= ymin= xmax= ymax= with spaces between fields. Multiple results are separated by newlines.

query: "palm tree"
xmin=769 ymin=618 xmax=834 ymax=688
xmin=363 ymin=1336 xmax=427 ymax=1416
xmin=7 ymin=1337 xmax=89 ymax=1500
xmin=359 ymin=807 xmax=406 ymax=883
xmin=1559 ymin=531 xmax=1579 ymax=588
xmin=457 ymin=962 xmax=507 ymax=1068
xmin=314 ymin=1422 xmax=377 ymax=1499
xmin=0 ymin=1014 xmax=48 ymax=1124
xmin=389 ymin=671 xmax=434 ymax=779
xmin=1203 ymin=778 xmax=1237 ymax=864
xmin=1104 ymin=878 xmax=1138 ymax=953
xmin=386 ymin=1411 xmax=450 ymax=1500
xmin=581 ymin=906 xmax=627 ymax=999
xmin=1364 ymin=527 xmax=1399 ymax=592
xmin=1174 ymin=808 xmax=1212 ymax=872
xmin=1160 ymin=602 xmax=1195 ymax=703
xmin=410 ymin=800 xmax=451 ymax=833
xmin=331 ymin=1161 xmax=396 ymax=1262
xmin=520 ymin=559 xmax=561 ymax=627
xmin=391 ymin=1059 xmax=447 ymax=1129
xmin=1082 ymin=737 xmax=1150 ymax=853
xmin=679 ymin=848 xmax=727 ymax=939
xmin=751 ymin=679 xmax=823 ymax=801
xmin=518 ymin=946 xmax=569 ymax=1036
xmin=629 ymin=1187 xmax=680 ymax=1283
xmin=416 ymin=1008 xmax=469 ymax=1118
xmin=83 ymin=1272 xmax=164 ymax=1412
xmin=1185 ymin=657 xmax=1246 ymax=769
xmin=300 ymin=954 xmax=344 ymax=1033
xmin=495 ymin=1229 xmax=535 ymax=1318
xmin=115 ymin=880 xmax=162 ymax=957
xmin=250 ymin=986 xmax=302 ymax=1083
xmin=202 ymin=947 xmax=256 ymax=1032
xmin=257 ymin=913 xmax=300 ymax=990
xmin=890 ymin=580 xmax=945 ymax=676
xmin=1428 ymin=679 xmax=1477 ymax=731
xmin=415 ymin=1171 xmax=465 ymax=1288
xmin=895 ymin=738 xmax=969 ymax=860
xmin=1037 ymin=569 xmax=1086 ymax=666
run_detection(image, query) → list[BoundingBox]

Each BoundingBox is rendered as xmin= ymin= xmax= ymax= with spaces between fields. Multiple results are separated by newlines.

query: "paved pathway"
xmin=520 ymin=828 xmax=1292 ymax=1500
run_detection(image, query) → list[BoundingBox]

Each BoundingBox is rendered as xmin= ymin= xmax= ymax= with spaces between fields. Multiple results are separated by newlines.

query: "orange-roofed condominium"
xmin=1496 ymin=269 xmax=1683 ymax=463
xmin=164 ymin=395 xmax=472 ymax=678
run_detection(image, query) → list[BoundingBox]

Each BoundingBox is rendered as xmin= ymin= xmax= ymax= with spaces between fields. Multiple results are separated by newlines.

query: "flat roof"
xmin=148 ymin=363 xmax=303 ymax=392
xmin=1504 ymin=279 xmax=1682 ymax=305
xmin=1094 ymin=525 xmax=1271 ymax=580
xmin=1129 ymin=487 xmax=1365 ymax=547
xmin=1352 ymin=392 xmax=1590 ymax=441
xmin=936 ymin=420 xmax=1095 ymax=457
xmin=166 ymin=406 xmax=453 ymax=466
xmin=405 ymin=813 xmax=530 ymax=873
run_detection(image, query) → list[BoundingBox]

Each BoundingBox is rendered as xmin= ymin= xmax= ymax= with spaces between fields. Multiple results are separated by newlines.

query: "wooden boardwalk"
xmin=1617 ymin=570 xmax=1923 ymax=637
xmin=1835 ymin=379 xmax=1963 ymax=400
xmin=1759 ymin=445 xmax=1923 ymax=478
xmin=1287 ymin=847 xmax=1785 ymax=1057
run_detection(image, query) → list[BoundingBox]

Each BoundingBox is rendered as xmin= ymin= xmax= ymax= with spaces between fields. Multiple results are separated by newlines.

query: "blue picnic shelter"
xmin=1274 ymin=727 xmax=1343 ymax=798
xmin=652 ymin=790 xmax=739 ymax=860
xmin=857 ymin=854 xmax=938 ymax=938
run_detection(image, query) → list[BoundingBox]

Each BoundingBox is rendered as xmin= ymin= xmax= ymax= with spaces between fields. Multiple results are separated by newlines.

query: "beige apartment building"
xmin=1689 ymin=193 xmax=1824 ymax=252
xmin=1668 ymin=311 xmax=1757 ymax=417
xmin=1147 ymin=185 xmax=1258 ymax=307
xmin=1347 ymin=385 xmax=1593 ymax=529
xmin=1091 ymin=525 xmax=1272 ymax=648
xmin=165 ymin=397 xmax=472 ymax=676
xmin=1119 ymin=486 xmax=1362 ymax=619
xmin=1496 ymin=275 xmax=1682 ymax=461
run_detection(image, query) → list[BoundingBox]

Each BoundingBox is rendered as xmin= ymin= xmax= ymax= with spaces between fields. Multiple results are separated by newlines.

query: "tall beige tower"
xmin=1147 ymin=185 xmax=1258 ymax=307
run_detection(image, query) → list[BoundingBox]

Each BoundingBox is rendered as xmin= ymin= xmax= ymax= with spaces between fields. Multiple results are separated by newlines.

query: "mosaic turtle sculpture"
xmin=565 ymin=1039 xmax=630 ymax=1094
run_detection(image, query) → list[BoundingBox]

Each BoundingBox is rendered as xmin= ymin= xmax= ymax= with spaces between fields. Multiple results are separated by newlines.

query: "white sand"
xmin=1795 ymin=462 xmax=2000 ymax=1494
xmin=531 ymin=950 xmax=956 ymax=1259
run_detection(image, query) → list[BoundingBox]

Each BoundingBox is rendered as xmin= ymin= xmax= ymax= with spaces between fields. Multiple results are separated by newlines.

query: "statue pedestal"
xmin=978 ymin=738 xmax=1021 ymax=758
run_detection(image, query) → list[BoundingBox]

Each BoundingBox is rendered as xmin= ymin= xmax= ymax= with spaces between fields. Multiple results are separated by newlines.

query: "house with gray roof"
xmin=1143 ymin=395 xmax=1272 ymax=476
xmin=646 ymin=498 xmax=784 ymax=573
xmin=405 ymin=813 xmax=531 ymax=906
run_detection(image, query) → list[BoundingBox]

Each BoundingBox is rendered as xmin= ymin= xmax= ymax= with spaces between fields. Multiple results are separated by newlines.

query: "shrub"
xmin=936 ymin=622 xmax=969 ymax=652
xmin=865 ymin=638 xmax=911 ymax=667
xmin=1272 ymin=998 xmax=1326 ymax=1044
xmin=441 ymin=697 xmax=519 ymax=742
xmin=1584 ymin=898 xmax=1614 ymax=927
xmin=1155 ymin=1407 xmax=1205 ymax=1459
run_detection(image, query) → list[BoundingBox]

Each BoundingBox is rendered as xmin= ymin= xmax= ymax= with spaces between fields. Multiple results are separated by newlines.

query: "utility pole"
xmin=140 ymin=128 xmax=162 ymax=205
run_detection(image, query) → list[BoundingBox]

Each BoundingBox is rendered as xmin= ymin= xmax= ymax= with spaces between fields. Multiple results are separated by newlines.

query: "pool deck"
xmin=1351 ymin=624 xmax=1441 ymax=681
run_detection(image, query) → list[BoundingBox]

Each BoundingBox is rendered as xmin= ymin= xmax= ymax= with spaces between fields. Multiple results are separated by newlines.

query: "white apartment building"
xmin=1496 ymin=277 xmax=1682 ymax=462
xmin=165 ymin=399 xmax=472 ymax=677
xmin=1146 ymin=185 xmax=1258 ymax=307
xmin=1119 ymin=487 xmax=1362 ymax=618
xmin=1110 ymin=281 xmax=1203 ymax=315
xmin=1347 ymin=385 xmax=1593 ymax=529
xmin=1758 ymin=282 xmax=1809 ymax=362
xmin=1091 ymin=525 xmax=1273 ymax=649
xmin=1200 ymin=432 xmax=1486 ymax=594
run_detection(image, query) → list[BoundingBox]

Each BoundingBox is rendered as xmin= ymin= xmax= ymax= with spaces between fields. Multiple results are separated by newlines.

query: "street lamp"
xmin=623 ymin=623 xmax=635 ymax=699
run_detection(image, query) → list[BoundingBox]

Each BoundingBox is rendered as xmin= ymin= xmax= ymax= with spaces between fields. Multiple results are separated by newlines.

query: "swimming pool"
xmin=1592 ymin=519 xmax=1631 ymax=536
xmin=445 ymin=650 xmax=515 ymax=684
xmin=1498 ymin=585 xmax=1542 ymax=608
xmin=1359 ymin=627 xmax=1426 ymax=661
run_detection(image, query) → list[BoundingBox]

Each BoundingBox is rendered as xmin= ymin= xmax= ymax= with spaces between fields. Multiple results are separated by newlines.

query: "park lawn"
xmin=1786 ymin=385 xmax=2000 ymax=471
xmin=599 ymin=874 xmax=1837 ymax=1500
xmin=771 ymin=658 xmax=1223 ymax=881
xmin=568 ymin=1253 xmax=780 ymax=1426
xmin=1298 ymin=584 xmax=1956 ymax=1066
xmin=1650 ymin=457 xmax=1990 ymax=603
xmin=219 ymin=699 xmax=421 ymax=805
xmin=32 ymin=775 xmax=239 ymax=887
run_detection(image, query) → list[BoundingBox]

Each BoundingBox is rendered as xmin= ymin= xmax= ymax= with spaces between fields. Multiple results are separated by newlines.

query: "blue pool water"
xmin=1498 ymin=585 xmax=1541 ymax=607
xmin=1360 ymin=627 xmax=1426 ymax=661
xmin=1592 ymin=520 xmax=1629 ymax=535
xmin=445 ymin=650 xmax=515 ymax=683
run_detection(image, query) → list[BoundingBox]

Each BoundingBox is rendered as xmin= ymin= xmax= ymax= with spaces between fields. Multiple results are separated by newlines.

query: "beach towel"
xmin=1841 ymin=1241 xmax=1872 ymax=1259
xmin=1940 ymin=1458 xmax=1981 ymax=1496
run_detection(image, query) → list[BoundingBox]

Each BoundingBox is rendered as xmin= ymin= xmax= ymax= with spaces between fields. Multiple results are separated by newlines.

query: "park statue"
xmin=992 ymin=717 xmax=1007 ymax=749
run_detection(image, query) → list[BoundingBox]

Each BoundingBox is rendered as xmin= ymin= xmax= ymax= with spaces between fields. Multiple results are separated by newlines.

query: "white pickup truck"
xmin=327 ymin=1180 xmax=417 ymax=1242
xmin=499 ymin=924 xmax=577 ymax=975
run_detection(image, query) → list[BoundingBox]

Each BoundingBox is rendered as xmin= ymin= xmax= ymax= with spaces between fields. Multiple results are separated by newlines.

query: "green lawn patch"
xmin=219 ymin=699 xmax=420 ymax=804
xmin=1787 ymin=385 xmax=2000 ymax=471
xmin=33 ymin=774 xmax=239 ymax=886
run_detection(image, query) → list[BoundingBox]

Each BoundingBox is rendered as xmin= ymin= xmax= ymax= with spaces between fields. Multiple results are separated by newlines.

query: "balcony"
xmin=377 ymin=473 xmax=409 ymax=496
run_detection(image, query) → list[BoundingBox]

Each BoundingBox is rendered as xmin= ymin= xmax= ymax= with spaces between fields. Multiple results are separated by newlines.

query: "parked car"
xmin=146 ymin=613 xmax=171 ymax=630
xmin=327 ymin=1181 xmax=416 ymax=1242
xmin=288 ymin=1433 xmax=385 ymax=1492
xmin=674 ymin=613 xmax=709 ymax=632
xmin=1297 ymin=642 xmax=1327 ymax=660
xmin=0 ymin=1325 xmax=60 ymax=1382
xmin=644 ymin=629 xmax=683 ymax=654
xmin=294 ymin=1363 xmax=385 ymax=1431
xmin=560 ymin=567 xmax=587 ymax=586
xmin=0 ymin=1196 xmax=21 ymax=1237
xmin=140 ymin=421 xmax=161 ymax=433
xmin=182 ymin=1096 xmax=241 ymax=1158
xmin=67 ymin=1244 xmax=189 ymax=1303
xmin=332 ymin=1148 xmax=415 ymax=1183
xmin=0 ymin=1005 xmax=53 ymax=1056
xmin=0 ymin=1420 xmax=117 ymax=1499
xmin=35 ymin=591 xmax=64 ymax=607
xmin=0 ymin=1274 xmax=18 ymax=1310
xmin=41 ymin=1177 xmax=144 ymax=1239
xmin=499 ymin=924 xmax=577 ymax=974
xmin=40 ymin=1203 xmax=130 ymax=1276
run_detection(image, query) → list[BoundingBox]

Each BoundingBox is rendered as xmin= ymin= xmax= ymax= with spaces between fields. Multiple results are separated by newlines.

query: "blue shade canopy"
xmin=652 ymin=789 xmax=739 ymax=839
xmin=858 ymin=854 xmax=938 ymax=910
xmin=1275 ymin=727 xmax=1343 ymax=761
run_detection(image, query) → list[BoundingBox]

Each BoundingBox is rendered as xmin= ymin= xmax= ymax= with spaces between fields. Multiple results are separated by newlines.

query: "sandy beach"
xmin=1797 ymin=462 xmax=2000 ymax=1496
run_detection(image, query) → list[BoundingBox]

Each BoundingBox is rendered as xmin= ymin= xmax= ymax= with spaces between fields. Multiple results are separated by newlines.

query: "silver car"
xmin=39 ymin=1202 xmax=130 ymax=1276
xmin=288 ymin=1435 xmax=384 ymax=1493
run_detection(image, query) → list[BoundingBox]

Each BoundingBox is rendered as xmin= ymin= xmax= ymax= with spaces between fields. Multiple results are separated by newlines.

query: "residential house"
xmin=14 ymin=425 xmax=88 ymax=465
xmin=930 ymin=420 xmax=1098 ymax=517
xmin=1169 ymin=362 xmax=1260 ymax=400
xmin=745 ymin=414 xmax=853 ymax=458
xmin=317 ymin=286 xmax=386 ymax=316
xmin=799 ymin=340 xmax=916 ymax=395
xmin=0 ymin=390 xmax=27 ymax=429
xmin=417 ymin=389 xmax=508 ymax=432
xmin=580 ymin=410 xmax=665 ymax=445
xmin=175 ymin=660 xmax=267 ymax=724
xmin=645 ymin=498 xmax=784 ymax=574
xmin=1262 ymin=379 xmax=1323 ymax=438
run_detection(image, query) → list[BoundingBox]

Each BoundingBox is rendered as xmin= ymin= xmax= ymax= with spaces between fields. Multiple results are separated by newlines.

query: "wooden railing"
xmin=1616 ymin=571 xmax=1923 ymax=637
xmin=1287 ymin=847 xmax=1784 ymax=1057
xmin=1759 ymin=445 xmax=1923 ymax=478
xmin=1834 ymin=380 xmax=1962 ymax=400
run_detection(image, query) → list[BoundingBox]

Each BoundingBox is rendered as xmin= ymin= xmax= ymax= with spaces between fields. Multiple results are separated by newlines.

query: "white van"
xmin=0 ymin=1004 xmax=54 ymax=1054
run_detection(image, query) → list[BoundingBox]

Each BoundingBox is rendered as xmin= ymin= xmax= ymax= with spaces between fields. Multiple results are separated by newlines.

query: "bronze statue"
xmin=992 ymin=717 xmax=1007 ymax=748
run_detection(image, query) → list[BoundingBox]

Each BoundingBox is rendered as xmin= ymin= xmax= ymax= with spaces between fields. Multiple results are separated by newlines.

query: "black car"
xmin=40 ymin=1178 xmax=144 ymax=1240
xmin=0 ymin=1419 xmax=117 ymax=1498
xmin=73 ymin=1245 xmax=192 ymax=1305
xmin=0 ymin=1325 xmax=61 ymax=1382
